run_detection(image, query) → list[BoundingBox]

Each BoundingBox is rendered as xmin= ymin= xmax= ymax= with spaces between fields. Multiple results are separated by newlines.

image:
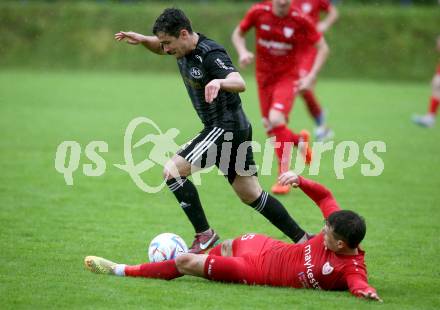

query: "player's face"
xmin=323 ymin=224 xmax=342 ymax=252
xmin=272 ymin=0 xmax=292 ymax=17
xmin=157 ymin=31 xmax=189 ymax=59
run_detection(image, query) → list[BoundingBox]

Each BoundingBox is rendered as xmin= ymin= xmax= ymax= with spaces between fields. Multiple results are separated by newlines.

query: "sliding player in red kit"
xmin=85 ymin=172 xmax=382 ymax=302
xmin=292 ymin=0 xmax=338 ymax=141
xmin=231 ymin=0 xmax=330 ymax=195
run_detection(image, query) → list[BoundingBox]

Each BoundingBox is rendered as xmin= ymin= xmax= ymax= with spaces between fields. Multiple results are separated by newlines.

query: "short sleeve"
xmin=204 ymin=51 xmax=237 ymax=79
xmin=296 ymin=13 xmax=322 ymax=44
xmin=319 ymin=0 xmax=331 ymax=12
xmin=239 ymin=4 xmax=259 ymax=33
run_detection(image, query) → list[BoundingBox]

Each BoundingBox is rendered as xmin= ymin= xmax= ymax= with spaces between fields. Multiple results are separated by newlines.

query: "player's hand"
xmin=114 ymin=31 xmax=145 ymax=45
xmin=238 ymin=50 xmax=254 ymax=68
xmin=262 ymin=117 xmax=272 ymax=132
xmin=205 ymin=79 xmax=222 ymax=103
xmin=317 ymin=22 xmax=328 ymax=33
xmin=297 ymin=73 xmax=316 ymax=91
xmin=278 ymin=171 xmax=300 ymax=187
xmin=357 ymin=290 xmax=383 ymax=302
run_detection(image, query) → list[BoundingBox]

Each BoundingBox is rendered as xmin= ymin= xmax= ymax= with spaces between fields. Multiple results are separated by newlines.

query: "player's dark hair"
xmin=152 ymin=8 xmax=193 ymax=38
xmin=327 ymin=210 xmax=366 ymax=249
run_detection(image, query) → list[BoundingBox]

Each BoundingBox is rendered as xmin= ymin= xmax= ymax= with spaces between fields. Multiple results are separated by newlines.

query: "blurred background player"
xmin=412 ymin=35 xmax=440 ymax=128
xmin=85 ymin=172 xmax=381 ymax=302
xmin=292 ymin=0 xmax=339 ymax=140
xmin=232 ymin=0 xmax=329 ymax=194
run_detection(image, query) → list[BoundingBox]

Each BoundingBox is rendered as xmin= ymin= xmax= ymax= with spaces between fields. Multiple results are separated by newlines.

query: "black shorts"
xmin=177 ymin=125 xmax=257 ymax=184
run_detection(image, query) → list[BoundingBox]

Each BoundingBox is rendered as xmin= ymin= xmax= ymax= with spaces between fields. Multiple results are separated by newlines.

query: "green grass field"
xmin=1 ymin=70 xmax=439 ymax=309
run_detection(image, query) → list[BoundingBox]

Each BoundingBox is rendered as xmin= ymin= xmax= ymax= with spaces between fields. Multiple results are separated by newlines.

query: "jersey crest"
xmin=283 ymin=27 xmax=294 ymax=38
xmin=189 ymin=67 xmax=203 ymax=79
xmin=322 ymin=261 xmax=334 ymax=275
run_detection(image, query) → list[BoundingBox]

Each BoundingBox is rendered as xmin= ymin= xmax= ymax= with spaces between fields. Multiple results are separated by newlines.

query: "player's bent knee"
xmin=163 ymin=158 xmax=189 ymax=180
xmin=174 ymin=253 xmax=194 ymax=273
xmin=432 ymin=75 xmax=440 ymax=93
xmin=268 ymin=117 xmax=285 ymax=128
xmin=268 ymin=111 xmax=286 ymax=128
xmin=238 ymin=193 xmax=258 ymax=204
xmin=175 ymin=253 xmax=206 ymax=276
xmin=232 ymin=175 xmax=263 ymax=204
xmin=238 ymin=187 xmax=262 ymax=204
xmin=163 ymin=163 xmax=176 ymax=180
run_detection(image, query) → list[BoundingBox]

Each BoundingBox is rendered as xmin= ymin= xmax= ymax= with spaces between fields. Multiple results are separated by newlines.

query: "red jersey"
xmin=292 ymin=0 xmax=332 ymax=24
xmin=222 ymin=177 xmax=376 ymax=297
xmin=239 ymin=1 xmax=321 ymax=77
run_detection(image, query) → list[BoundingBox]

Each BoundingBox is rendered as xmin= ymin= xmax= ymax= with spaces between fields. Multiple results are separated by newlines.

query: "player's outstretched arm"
xmin=278 ymin=171 xmax=340 ymax=218
xmin=114 ymin=31 xmax=165 ymax=55
xmin=231 ymin=26 xmax=254 ymax=69
xmin=347 ymin=273 xmax=383 ymax=302
xmin=317 ymin=5 xmax=339 ymax=33
xmin=342 ymin=258 xmax=383 ymax=302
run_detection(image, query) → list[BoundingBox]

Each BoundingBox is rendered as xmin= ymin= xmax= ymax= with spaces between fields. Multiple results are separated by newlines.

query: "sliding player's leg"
xmin=84 ymin=253 xmax=258 ymax=285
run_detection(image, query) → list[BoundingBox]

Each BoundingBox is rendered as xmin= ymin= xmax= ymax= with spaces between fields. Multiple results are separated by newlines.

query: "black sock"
xmin=249 ymin=191 xmax=305 ymax=242
xmin=166 ymin=177 xmax=210 ymax=233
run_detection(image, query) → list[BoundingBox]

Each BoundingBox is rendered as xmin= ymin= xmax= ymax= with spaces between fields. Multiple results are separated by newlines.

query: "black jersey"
xmin=177 ymin=34 xmax=249 ymax=130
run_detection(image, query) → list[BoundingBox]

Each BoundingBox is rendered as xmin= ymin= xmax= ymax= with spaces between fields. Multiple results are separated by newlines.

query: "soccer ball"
xmin=148 ymin=233 xmax=188 ymax=262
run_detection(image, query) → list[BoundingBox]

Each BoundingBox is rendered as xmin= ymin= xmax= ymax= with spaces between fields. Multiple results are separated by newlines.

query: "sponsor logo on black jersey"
xmin=214 ymin=58 xmax=234 ymax=71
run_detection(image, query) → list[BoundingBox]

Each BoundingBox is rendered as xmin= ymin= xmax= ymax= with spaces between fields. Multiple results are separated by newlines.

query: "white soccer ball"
xmin=148 ymin=233 xmax=188 ymax=263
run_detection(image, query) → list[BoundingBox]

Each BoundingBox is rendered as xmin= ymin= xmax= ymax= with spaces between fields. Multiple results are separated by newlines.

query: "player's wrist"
xmin=239 ymin=49 xmax=250 ymax=57
xmin=217 ymin=79 xmax=224 ymax=88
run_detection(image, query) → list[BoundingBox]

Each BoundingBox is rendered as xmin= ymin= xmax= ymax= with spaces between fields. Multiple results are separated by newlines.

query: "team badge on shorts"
xmin=322 ymin=261 xmax=334 ymax=275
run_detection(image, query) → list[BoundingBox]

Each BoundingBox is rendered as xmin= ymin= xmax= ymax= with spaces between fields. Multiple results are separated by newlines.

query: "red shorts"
xmin=204 ymin=234 xmax=278 ymax=285
xmin=436 ymin=64 xmax=440 ymax=75
xmin=257 ymin=73 xmax=298 ymax=119
xmin=232 ymin=233 xmax=275 ymax=257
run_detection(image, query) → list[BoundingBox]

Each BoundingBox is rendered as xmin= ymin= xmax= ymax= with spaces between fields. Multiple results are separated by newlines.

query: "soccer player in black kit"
xmin=115 ymin=8 xmax=310 ymax=253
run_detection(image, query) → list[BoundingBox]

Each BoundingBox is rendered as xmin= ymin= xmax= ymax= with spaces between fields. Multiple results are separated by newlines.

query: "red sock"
xmin=429 ymin=97 xmax=440 ymax=115
xmin=302 ymin=90 xmax=322 ymax=122
xmin=124 ymin=260 xmax=182 ymax=280
xmin=270 ymin=125 xmax=299 ymax=175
